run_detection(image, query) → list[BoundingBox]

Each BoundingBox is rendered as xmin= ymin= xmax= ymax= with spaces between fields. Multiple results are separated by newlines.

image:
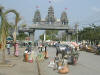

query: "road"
xmin=0 ymin=47 xmax=38 ymax=75
xmin=39 ymin=47 xmax=100 ymax=75
xmin=0 ymin=47 xmax=100 ymax=75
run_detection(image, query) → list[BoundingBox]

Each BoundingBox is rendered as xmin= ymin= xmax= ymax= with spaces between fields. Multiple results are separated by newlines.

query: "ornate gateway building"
xmin=19 ymin=6 xmax=75 ymax=42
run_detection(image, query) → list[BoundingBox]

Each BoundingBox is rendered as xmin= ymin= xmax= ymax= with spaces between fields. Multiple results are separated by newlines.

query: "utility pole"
xmin=75 ymin=23 xmax=79 ymax=43
xmin=44 ymin=32 xmax=46 ymax=41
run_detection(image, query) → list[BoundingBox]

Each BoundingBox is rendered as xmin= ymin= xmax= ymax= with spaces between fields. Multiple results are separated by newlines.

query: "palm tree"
xmin=0 ymin=6 xmax=4 ymax=41
xmin=0 ymin=6 xmax=20 ymax=63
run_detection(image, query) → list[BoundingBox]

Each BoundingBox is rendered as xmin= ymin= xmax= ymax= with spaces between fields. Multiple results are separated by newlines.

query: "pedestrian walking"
xmin=14 ymin=42 xmax=19 ymax=56
xmin=27 ymin=42 xmax=32 ymax=52
xmin=55 ymin=41 xmax=60 ymax=56
xmin=6 ymin=42 xmax=10 ymax=54
xmin=44 ymin=44 xmax=48 ymax=59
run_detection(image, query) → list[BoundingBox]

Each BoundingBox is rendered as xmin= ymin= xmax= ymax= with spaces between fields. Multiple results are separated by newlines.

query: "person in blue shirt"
xmin=6 ymin=42 xmax=10 ymax=54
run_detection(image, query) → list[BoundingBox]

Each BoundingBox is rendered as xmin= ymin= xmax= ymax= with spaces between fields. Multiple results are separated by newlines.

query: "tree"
xmin=46 ymin=30 xmax=58 ymax=41
xmin=21 ymin=24 xmax=27 ymax=28
xmin=61 ymin=31 xmax=67 ymax=41
xmin=0 ymin=6 xmax=20 ymax=63
xmin=78 ymin=25 xmax=100 ymax=45
xmin=33 ymin=10 xmax=41 ymax=24
xmin=40 ymin=34 xmax=44 ymax=41
xmin=60 ymin=11 xmax=68 ymax=25
xmin=17 ymin=32 xmax=28 ymax=40
xmin=78 ymin=27 xmax=94 ymax=41
xmin=0 ymin=6 xmax=4 ymax=41
xmin=7 ymin=23 xmax=15 ymax=36
xmin=40 ymin=30 xmax=59 ymax=41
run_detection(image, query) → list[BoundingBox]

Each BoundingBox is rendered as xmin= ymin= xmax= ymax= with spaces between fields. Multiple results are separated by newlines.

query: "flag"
xmin=36 ymin=5 xmax=39 ymax=9
xmin=49 ymin=0 xmax=51 ymax=3
xmin=65 ymin=8 xmax=68 ymax=10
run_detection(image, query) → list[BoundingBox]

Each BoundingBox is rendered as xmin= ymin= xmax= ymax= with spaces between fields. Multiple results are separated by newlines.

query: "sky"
xmin=0 ymin=0 xmax=100 ymax=40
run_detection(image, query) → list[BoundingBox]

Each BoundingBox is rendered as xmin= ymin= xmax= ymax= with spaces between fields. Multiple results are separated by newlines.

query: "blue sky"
xmin=0 ymin=0 xmax=100 ymax=40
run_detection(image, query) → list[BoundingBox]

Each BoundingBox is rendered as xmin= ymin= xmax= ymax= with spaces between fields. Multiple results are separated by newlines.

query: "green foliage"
xmin=0 ymin=24 xmax=1 ymax=41
xmin=21 ymin=24 xmax=26 ymax=28
xmin=78 ymin=25 xmax=100 ymax=44
xmin=71 ymin=34 xmax=76 ymax=40
xmin=46 ymin=30 xmax=58 ymax=41
xmin=17 ymin=32 xmax=28 ymax=40
xmin=40 ymin=34 xmax=44 ymax=41
xmin=46 ymin=30 xmax=58 ymax=35
xmin=40 ymin=30 xmax=59 ymax=41
xmin=0 ymin=6 xmax=20 ymax=63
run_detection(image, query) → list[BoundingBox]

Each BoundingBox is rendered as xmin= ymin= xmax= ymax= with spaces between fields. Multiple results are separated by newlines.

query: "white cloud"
xmin=92 ymin=7 xmax=100 ymax=12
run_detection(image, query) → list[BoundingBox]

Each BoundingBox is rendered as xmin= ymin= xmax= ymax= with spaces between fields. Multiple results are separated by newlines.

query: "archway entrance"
xmin=18 ymin=22 xmax=74 ymax=44
xmin=18 ymin=6 xmax=75 ymax=44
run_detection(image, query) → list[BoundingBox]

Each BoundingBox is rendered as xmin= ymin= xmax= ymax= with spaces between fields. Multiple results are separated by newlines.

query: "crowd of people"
xmin=47 ymin=41 xmax=79 ymax=74
xmin=6 ymin=41 xmax=19 ymax=56
xmin=23 ymin=41 xmax=49 ymax=62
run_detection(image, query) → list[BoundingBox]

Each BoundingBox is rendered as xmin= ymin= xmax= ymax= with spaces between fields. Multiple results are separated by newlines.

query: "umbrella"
xmin=71 ymin=42 xmax=79 ymax=47
xmin=7 ymin=37 xmax=13 ymax=40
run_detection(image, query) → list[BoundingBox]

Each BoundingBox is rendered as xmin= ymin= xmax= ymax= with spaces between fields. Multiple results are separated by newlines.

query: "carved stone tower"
xmin=33 ymin=10 xmax=41 ymax=24
xmin=60 ymin=11 xmax=68 ymax=25
xmin=46 ymin=6 xmax=56 ymax=24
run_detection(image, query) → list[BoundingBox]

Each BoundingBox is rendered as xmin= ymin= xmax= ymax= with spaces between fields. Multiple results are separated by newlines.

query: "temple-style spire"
xmin=45 ymin=6 xmax=56 ymax=24
xmin=60 ymin=11 xmax=68 ymax=25
xmin=33 ymin=9 xmax=41 ymax=24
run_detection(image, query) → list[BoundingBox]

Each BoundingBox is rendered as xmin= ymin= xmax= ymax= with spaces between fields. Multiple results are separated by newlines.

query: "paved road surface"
xmin=39 ymin=47 xmax=100 ymax=75
xmin=0 ymin=47 xmax=100 ymax=75
xmin=0 ymin=47 xmax=38 ymax=75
